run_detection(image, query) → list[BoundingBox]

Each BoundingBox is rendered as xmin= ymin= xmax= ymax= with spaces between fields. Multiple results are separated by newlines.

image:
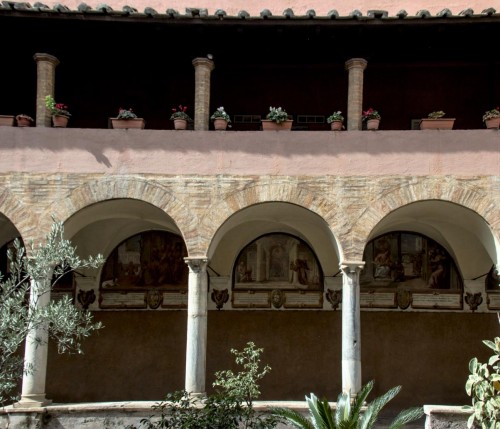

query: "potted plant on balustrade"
xmin=45 ymin=95 xmax=71 ymax=128
xmin=261 ymin=106 xmax=293 ymax=131
xmin=482 ymin=107 xmax=500 ymax=129
xmin=419 ymin=110 xmax=455 ymax=130
xmin=110 ymin=107 xmax=145 ymax=129
xmin=0 ymin=115 xmax=15 ymax=127
xmin=362 ymin=107 xmax=381 ymax=130
xmin=170 ymin=104 xmax=192 ymax=130
xmin=15 ymin=114 xmax=34 ymax=127
xmin=327 ymin=110 xmax=344 ymax=131
xmin=210 ymin=106 xmax=232 ymax=130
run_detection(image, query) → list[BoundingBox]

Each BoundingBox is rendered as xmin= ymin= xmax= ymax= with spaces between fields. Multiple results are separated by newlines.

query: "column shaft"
xmin=345 ymin=58 xmax=368 ymax=131
xmin=33 ymin=53 xmax=59 ymax=128
xmin=15 ymin=278 xmax=52 ymax=407
xmin=340 ymin=260 xmax=365 ymax=397
xmin=184 ymin=257 xmax=209 ymax=395
xmin=192 ymin=58 xmax=215 ymax=131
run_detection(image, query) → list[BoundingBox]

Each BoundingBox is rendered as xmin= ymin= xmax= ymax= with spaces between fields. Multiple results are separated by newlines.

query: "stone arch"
xmin=349 ymin=178 xmax=499 ymax=261
xmin=198 ymin=180 xmax=346 ymax=259
xmin=0 ymin=186 xmax=37 ymax=244
xmin=41 ymin=177 xmax=198 ymax=253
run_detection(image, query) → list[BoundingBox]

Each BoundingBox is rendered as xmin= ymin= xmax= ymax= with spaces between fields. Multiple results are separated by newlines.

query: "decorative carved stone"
xmin=326 ymin=289 xmax=342 ymax=310
xmin=77 ymin=289 xmax=96 ymax=310
xmin=147 ymin=288 xmax=162 ymax=309
xmin=397 ymin=289 xmax=411 ymax=310
xmin=211 ymin=288 xmax=229 ymax=310
xmin=465 ymin=292 xmax=482 ymax=312
xmin=271 ymin=289 xmax=285 ymax=308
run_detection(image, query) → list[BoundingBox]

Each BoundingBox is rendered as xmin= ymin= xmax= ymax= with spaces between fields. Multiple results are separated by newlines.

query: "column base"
xmin=13 ymin=394 xmax=52 ymax=408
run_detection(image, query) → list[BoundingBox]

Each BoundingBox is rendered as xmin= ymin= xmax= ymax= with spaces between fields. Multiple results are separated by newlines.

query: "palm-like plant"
xmin=270 ymin=380 xmax=424 ymax=429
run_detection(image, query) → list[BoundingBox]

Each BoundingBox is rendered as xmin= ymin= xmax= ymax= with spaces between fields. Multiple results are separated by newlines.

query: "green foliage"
xmin=427 ymin=110 xmax=445 ymax=119
xmin=0 ymin=218 xmax=104 ymax=406
xmin=464 ymin=320 xmax=500 ymax=429
xmin=45 ymin=95 xmax=71 ymax=117
xmin=482 ymin=108 xmax=500 ymax=122
xmin=270 ymin=380 xmax=424 ymax=429
xmin=210 ymin=106 xmax=231 ymax=123
xmin=129 ymin=341 xmax=280 ymax=429
xmin=327 ymin=111 xmax=344 ymax=123
xmin=117 ymin=107 xmax=138 ymax=119
xmin=266 ymin=106 xmax=289 ymax=124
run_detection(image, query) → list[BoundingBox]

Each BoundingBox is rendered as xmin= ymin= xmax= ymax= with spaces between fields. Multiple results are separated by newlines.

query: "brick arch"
xmin=197 ymin=181 xmax=346 ymax=258
xmin=41 ymin=177 xmax=199 ymax=253
xmin=347 ymin=179 xmax=499 ymax=260
xmin=0 ymin=187 xmax=38 ymax=243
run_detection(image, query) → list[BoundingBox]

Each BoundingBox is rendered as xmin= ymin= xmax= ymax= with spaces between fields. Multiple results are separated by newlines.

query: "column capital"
xmin=192 ymin=57 xmax=215 ymax=71
xmin=184 ymin=256 xmax=209 ymax=273
xmin=340 ymin=260 xmax=365 ymax=273
xmin=33 ymin=53 xmax=60 ymax=67
xmin=344 ymin=58 xmax=368 ymax=71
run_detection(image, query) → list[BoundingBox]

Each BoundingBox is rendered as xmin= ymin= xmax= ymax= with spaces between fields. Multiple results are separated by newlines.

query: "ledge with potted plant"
xmin=45 ymin=95 xmax=71 ymax=128
xmin=327 ymin=110 xmax=344 ymax=131
xmin=262 ymin=106 xmax=293 ymax=131
xmin=170 ymin=105 xmax=192 ymax=130
xmin=482 ymin=107 xmax=500 ymax=129
xmin=419 ymin=110 xmax=455 ymax=130
xmin=210 ymin=106 xmax=231 ymax=130
xmin=0 ymin=115 xmax=15 ymax=126
xmin=362 ymin=107 xmax=381 ymax=130
xmin=110 ymin=107 xmax=145 ymax=129
xmin=15 ymin=114 xmax=34 ymax=127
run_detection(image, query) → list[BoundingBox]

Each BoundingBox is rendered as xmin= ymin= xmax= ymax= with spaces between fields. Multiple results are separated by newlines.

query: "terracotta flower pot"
xmin=484 ymin=117 xmax=500 ymax=129
xmin=419 ymin=118 xmax=455 ymax=130
xmin=16 ymin=116 xmax=33 ymax=127
xmin=330 ymin=120 xmax=343 ymax=131
xmin=52 ymin=115 xmax=69 ymax=128
xmin=0 ymin=115 xmax=15 ymax=126
xmin=261 ymin=120 xmax=293 ymax=131
xmin=110 ymin=118 xmax=145 ymax=129
xmin=366 ymin=119 xmax=380 ymax=130
xmin=173 ymin=119 xmax=188 ymax=130
xmin=213 ymin=119 xmax=228 ymax=130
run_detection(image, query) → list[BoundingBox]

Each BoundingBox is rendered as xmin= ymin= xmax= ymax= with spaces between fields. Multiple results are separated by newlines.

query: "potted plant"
xmin=327 ymin=111 xmax=344 ymax=131
xmin=482 ymin=107 xmax=500 ymax=129
xmin=15 ymin=114 xmax=34 ymax=127
xmin=45 ymin=95 xmax=71 ymax=128
xmin=362 ymin=107 xmax=381 ymax=130
xmin=261 ymin=106 xmax=293 ymax=131
xmin=110 ymin=107 xmax=145 ymax=129
xmin=170 ymin=105 xmax=192 ymax=130
xmin=210 ymin=106 xmax=231 ymax=131
xmin=419 ymin=110 xmax=455 ymax=130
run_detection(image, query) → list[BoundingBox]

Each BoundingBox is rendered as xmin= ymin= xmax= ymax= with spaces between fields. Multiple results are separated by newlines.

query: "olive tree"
xmin=0 ymin=219 xmax=104 ymax=405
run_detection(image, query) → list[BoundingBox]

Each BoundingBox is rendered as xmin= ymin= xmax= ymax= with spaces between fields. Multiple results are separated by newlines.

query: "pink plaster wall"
xmin=39 ymin=0 xmax=500 ymax=15
xmin=0 ymin=128 xmax=498 ymax=177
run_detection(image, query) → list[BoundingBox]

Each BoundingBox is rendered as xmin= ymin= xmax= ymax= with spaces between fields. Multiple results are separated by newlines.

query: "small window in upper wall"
xmin=360 ymin=232 xmax=463 ymax=291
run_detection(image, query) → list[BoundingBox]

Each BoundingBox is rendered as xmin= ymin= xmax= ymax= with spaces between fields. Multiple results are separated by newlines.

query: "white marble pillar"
xmin=340 ymin=260 xmax=365 ymax=397
xmin=15 ymin=278 xmax=52 ymax=407
xmin=184 ymin=256 xmax=209 ymax=395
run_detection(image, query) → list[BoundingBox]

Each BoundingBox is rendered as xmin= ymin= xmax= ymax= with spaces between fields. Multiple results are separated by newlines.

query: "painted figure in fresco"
xmin=428 ymin=248 xmax=448 ymax=289
xmin=373 ymin=239 xmax=393 ymax=279
xmin=236 ymin=260 xmax=252 ymax=282
xmin=290 ymin=257 xmax=310 ymax=286
xmin=270 ymin=245 xmax=286 ymax=278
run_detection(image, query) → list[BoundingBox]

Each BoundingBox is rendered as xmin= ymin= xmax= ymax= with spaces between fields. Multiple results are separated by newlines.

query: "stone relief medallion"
xmin=326 ymin=289 xmax=342 ymax=310
xmin=147 ymin=288 xmax=162 ymax=309
xmin=397 ymin=289 xmax=411 ymax=310
xmin=465 ymin=292 xmax=483 ymax=312
xmin=271 ymin=289 xmax=285 ymax=309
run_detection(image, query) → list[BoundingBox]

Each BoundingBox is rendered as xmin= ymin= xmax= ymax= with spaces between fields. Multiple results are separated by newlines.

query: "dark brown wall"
xmin=47 ymin=310 xmax=498 ymax=410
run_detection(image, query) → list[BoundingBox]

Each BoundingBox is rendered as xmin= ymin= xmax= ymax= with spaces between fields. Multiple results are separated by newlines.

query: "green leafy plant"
xmin=210 ymin=106 xmax=231 ymax=123
xmin=117 ymin=107 xmax=138 ymax=120
xmin=129 ymin=341 xmax=279 ymax=429
xmin=463 ymin=314 xmax=500 ymax=429
xmin=427 ymin=110 xmax=446 ymax=119
xmin=362 ymin=108 xmax=381 ymax=121
xmin=45 ymin=95 xmax=71 ymax=117
xmin=327 ymin=111 xmax=344 ymax=123
xmin=482 ymin=107 xmax=500 ymax=122
xmin=266 ymin=106 xmax=289 ymax=124
xmin=270 ymin=380 xmax=424 ymax=429
xmin=170 ymin=105 xmax=192 ymax=121
xmin=0 ymin=218 xmax=104 ymax=406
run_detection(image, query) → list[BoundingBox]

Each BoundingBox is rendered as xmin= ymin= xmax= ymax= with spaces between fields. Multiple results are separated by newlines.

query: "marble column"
xmin=340 ymin=260 xmax=365 ymax=397
xmin=192 ymin=57 xmax=215 ymax=131
xmin=184 ymin=256 xmax=209 ymax=395
xmin=14 ymin=278 xmax=52 ymax=407
xmin=33 ymin=53 xmax=59 ymax=128
xmin=344 ymin=58 xmax=368 ymax=131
